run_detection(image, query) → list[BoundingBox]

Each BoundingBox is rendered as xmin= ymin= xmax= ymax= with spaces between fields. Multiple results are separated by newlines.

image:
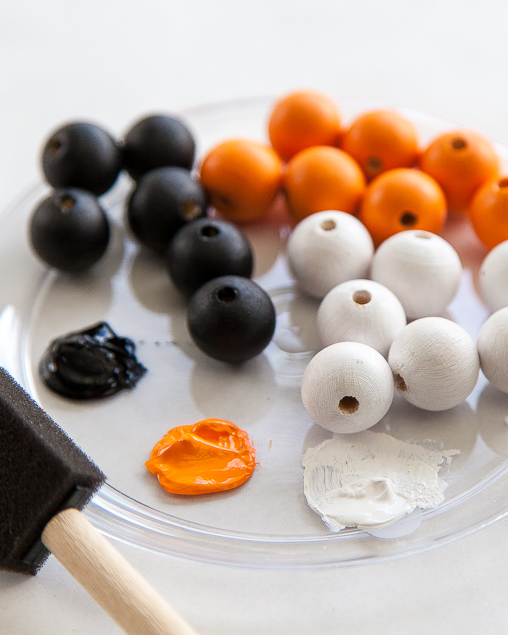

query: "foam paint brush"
xmin=0 ymin=367 xmax=198 ymax=635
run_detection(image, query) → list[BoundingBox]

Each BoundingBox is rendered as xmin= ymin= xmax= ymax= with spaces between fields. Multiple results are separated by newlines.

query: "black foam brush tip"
xmin=0 ymin=368 xmax=105 ymax=575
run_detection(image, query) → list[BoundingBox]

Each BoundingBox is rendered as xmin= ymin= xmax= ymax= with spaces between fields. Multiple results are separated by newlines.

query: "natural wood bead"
xmin=301 ymin=342 xmax=394 ymax=433
xmin=388 ymin=317 xmax=479 ymax=411
xmin=477 ymin=306 xmax=508 ymax=393
xmin=287 ymin=210 xmax=374 ymax=299
xmin=479 ymin=240 xmax=508 ymax=313
xmin=317 ymin=278 xmax=406 ymax=357
xmin=371 ymin=230 xmax=462 ymax=319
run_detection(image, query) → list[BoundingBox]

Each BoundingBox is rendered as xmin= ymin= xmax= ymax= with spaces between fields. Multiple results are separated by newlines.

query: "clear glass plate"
xmin=2 ymin=96 xmax=508 ymax=570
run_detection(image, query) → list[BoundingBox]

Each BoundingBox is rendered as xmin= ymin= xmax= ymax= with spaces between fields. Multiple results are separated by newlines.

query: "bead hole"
xmin=183 ymin=200 xmax=202 ymax=220
xmin=201 ymin=225 xmax=219 ymax=238
xmin=49 ymin=137 xmax=62 ymax=153
xmin=353 ymin=290 xmax=371 ymax=305
xmin=366 ymin=156 xmax=383 ymax=172
xmin=320 ymin=219 xmax=336 ymax=231
xmin=338 ymin=396 xmax=359 ymax=415
xmin=58 ymin=195 xmax=75 ymax=211
xmin=499 ymin=178 xmax=508 ymax=188
xmin=400 ymin=211 xmax=418 ymax=228
xmin=216 ymin=286 xmax=237 ymax=302
xmin=216 ymin=193 xmax=232 ymax=209
xmin=394 ymin=373 xmax=408 ymax=392
xmin=451 ymin=137 xmax=467 ymax=150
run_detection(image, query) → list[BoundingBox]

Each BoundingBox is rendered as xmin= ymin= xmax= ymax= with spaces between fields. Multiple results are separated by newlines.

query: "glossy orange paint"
xmin=145 ymin=419 xmax=256 ymax=495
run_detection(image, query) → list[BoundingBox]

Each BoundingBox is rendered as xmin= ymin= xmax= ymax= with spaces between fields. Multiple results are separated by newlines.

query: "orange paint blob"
xmin=145 ymin=419 xmax=256 ymax=495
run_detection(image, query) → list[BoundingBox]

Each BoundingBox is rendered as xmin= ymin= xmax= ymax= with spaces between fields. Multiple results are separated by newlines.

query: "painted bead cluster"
xmin=294 ymin=209 xmax=508 ymax=433
xmin=28 ymin=112 xmax=282 ymax=364
xmin=27 ymin=92 xmax=508 ymax=423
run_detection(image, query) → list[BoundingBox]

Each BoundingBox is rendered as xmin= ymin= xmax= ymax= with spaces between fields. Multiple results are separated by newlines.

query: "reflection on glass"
xmin=0 ymin=305 xmax=21 ymax=379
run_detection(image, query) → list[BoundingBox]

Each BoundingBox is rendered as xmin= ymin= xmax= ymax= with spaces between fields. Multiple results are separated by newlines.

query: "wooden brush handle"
xmin=41 ymin=508 xmax=198 ymax=635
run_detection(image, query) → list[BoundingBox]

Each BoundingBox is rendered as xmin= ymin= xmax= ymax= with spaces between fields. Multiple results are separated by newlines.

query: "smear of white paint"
xmin=302 ymin=431 xmax=459 ymax=532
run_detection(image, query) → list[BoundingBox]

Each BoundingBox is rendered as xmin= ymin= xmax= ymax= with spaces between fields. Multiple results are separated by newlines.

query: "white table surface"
xmin=2 ymin=1 xmax=508 ymax=633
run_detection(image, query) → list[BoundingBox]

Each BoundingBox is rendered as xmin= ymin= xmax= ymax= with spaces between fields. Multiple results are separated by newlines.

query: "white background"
xmin=2 ymin=1 xmax=508 ymax=633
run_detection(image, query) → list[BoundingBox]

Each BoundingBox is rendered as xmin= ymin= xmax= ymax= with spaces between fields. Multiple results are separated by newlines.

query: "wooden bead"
xmin=301 ymin=342 xmax=394 ymax=433
xmin=370 ymin=230 xmax=462 ymax=319
xmin=317 ymin=278 xmax=406 ymax=357
xmin=477 ymin=306 xmax=508 ymax=393
xmin=388 ymin=317 xmax=480 ymax=411
xmin=287 ymin=210 xmax=374 ymax=299
xmin=479 ymin=240 xmax=508 ymax=313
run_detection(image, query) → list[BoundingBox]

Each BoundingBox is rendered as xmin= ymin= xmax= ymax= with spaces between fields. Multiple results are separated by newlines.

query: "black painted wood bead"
xmin=122 ymin=115 xmax=195 ymax=181
xmin=41 ymin=122 xmax=121 ymax=196
xmin=29 ymin=188 xmax=110 ymax=272
xmin=127 ymin=166 xmax=207 ymax=254
xmin=187 ymin=275 xmax=276 ymax=363
xmin=166 ymin=218 xmax=253 ymax=295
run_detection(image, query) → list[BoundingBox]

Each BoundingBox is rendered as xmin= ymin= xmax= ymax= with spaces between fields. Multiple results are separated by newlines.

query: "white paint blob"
xmin=366 ymin=507 xmax=423 ymax=539
xmin=302 ymin=432 xmax=459 ymax=532
xmin=287 ymin=210 xmax=374 ymax=299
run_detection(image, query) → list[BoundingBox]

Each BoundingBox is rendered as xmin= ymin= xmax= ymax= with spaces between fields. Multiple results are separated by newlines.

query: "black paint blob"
xmin=40 ymin=322 xmax=147 ymax=399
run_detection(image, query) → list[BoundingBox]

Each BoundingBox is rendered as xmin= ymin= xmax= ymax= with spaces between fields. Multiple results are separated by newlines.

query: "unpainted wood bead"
xmin=301 ymin=341 xmax=394 ymax=433
xmin=479 ymin=240 xmax=508 ymax=313
xmin=388 ymin=316 xmax=480 ymax=411
xmin=370 ymin=230 xmax=462 ymax=319
xmin=477 ymin=306 xmax=508 ymax=393
xmin=317 ymin=278 xmax=406 ymax=357
xmin=287 ymin=210 xmax=374 ymax=299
